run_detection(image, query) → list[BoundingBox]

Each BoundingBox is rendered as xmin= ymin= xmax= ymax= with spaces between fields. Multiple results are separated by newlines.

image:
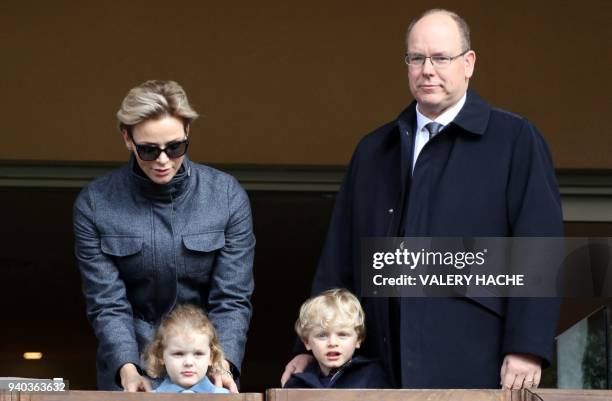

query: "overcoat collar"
xmin=128 ymin=155 xmax=192 ymax=202
xmin=396 ymin=89 xmax=491 ymax=137
xmin=289 ymin=355 xmax=377 ymax=388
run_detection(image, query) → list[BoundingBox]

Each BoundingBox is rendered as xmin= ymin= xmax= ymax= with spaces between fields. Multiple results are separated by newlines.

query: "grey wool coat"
xmin=73 ymin=156 xmax=255 ymax=390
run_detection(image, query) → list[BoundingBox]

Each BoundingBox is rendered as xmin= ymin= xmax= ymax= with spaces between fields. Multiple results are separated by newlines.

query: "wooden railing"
xmin=0 ymin=391 xmax=261 ymax=401
xmin=267 ymin=389 xmax=513 ymax=401
xmin=2 ymin=388 xmax=612 ymax=401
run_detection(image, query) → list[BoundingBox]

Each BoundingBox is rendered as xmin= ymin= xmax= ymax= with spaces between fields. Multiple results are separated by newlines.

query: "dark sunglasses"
xmin=131 ymin=137 xmax=189 ymax=161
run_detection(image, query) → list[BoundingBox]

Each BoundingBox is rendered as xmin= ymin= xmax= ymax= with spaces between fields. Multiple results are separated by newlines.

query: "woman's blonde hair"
xmin=295 ymin=288 xmax=366 ymax=342
xmin=143 ymin=304 xmax=225 ymax=378
xmin=116 ymin=80 xmax=199 ymax=134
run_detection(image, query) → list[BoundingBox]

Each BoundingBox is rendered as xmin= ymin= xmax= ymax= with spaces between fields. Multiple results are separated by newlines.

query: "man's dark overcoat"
xmin=310 ymin=91 xmax=563 ymax=388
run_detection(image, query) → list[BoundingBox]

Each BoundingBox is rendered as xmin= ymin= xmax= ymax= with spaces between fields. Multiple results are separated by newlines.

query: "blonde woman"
xmin=74 ymin=80 xmax=254 ymax=392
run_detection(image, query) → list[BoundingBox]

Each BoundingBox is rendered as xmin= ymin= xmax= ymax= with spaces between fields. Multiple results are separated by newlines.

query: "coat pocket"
xmin=182 ymin=231 xmax=225 ymax=276
xmin=101 ymin=235 xmax=145 ymax=280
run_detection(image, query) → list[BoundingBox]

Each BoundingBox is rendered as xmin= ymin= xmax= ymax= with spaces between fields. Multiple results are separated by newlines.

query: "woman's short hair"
xmin=116 ymin=80 xmax=199 ymax=135
xmin=295 ymin=288 xmax=366 ymax=342
xmin=143 ymin=304 xmax=225 ymax=378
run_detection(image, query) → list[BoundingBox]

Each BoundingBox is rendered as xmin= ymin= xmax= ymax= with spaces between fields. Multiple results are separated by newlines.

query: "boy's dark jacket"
xmin=283 ymin=356 xmax=389 ymax=389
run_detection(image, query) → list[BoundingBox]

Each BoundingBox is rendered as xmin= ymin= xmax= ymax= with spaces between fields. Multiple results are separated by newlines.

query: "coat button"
xmin=388 ymin=209 xmax=394 ymax=214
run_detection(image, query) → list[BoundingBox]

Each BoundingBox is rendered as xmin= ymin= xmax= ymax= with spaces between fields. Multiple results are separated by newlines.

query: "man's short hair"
xmin=405 ymin=8 xmax=471 ymax=51
xmin=295 ymin=288 xmax=365 ymax=342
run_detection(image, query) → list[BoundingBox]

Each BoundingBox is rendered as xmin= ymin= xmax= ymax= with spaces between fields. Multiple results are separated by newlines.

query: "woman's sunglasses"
xmin=131 ymin=137 xmax=189 ymax=161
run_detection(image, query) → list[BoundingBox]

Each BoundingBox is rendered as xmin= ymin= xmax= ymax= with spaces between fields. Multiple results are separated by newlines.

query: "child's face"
xmin=304 ymin=324 xmax=361 ymax=376
xmin=162 ymin=331 xmax=212 ymax=389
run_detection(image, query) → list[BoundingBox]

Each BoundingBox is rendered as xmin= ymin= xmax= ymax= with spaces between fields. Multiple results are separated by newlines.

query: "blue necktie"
xmin=425 ymin=122 xmax=443 ymax=140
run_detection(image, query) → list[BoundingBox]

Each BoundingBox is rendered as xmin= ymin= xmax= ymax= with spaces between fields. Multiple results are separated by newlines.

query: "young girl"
xmin=143 ymin=304 xmax=230 ymax=393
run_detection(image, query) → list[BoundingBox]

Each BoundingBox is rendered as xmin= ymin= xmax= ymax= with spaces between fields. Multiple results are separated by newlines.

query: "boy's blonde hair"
xmin=295 ymin=288 xmax=365 ymax=342
xmin=143 ymin=304 xmax=225 ymax=378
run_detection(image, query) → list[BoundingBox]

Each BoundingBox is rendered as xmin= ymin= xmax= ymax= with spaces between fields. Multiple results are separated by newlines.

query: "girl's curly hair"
xmin=142 ymin=304 xmax=225 ymax=378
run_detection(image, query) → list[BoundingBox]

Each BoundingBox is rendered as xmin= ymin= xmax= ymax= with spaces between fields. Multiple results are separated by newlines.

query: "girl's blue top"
xmin=154 ymin=376 xmax=229 ymax=393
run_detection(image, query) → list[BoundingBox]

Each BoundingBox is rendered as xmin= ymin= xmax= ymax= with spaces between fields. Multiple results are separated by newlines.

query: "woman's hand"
xmin=281 ymin=354 xmax=313 ymax=386
xmin=119 ymin=363 xmax=152 ymax=392
xmin=212 ymin=359 xmax=238 ymax=393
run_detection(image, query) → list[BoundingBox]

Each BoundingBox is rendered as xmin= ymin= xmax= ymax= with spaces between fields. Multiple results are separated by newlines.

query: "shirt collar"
xmin=155 ymin=376 xmax=228 ymax=393
xmin=415 ymin=92 xmax=467 ymax=133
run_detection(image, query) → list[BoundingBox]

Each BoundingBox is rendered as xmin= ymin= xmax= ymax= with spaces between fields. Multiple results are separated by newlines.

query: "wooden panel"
xmin=266 ymin=389 xmax=612 ymax=401
xmin=0 ymin=391 xmax=262 ymax=401
xmin=3 ymin=389 xmax=612 ymax=401
xmin=532 ymin=389 xmax=612 ymax=401
xmin=266 ymin=389 xmax=514 ymax=401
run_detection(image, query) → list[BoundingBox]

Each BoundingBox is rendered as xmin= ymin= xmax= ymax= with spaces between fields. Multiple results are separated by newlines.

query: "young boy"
xmin=283 ymin=288 xmax=389 ymax=388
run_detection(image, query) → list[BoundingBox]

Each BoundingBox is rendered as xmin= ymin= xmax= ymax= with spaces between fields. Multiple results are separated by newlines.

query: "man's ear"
xmin=464 ymin=50 xmax=476 ymax=79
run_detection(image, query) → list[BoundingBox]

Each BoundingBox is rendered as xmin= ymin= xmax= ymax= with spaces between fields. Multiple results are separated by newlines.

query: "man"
xmin=282 ymin=9 xmax=563 ymax=389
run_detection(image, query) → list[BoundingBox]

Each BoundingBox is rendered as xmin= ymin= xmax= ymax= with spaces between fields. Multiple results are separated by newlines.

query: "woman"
xmin=73 ymin=80 xmax=254 ymax=392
